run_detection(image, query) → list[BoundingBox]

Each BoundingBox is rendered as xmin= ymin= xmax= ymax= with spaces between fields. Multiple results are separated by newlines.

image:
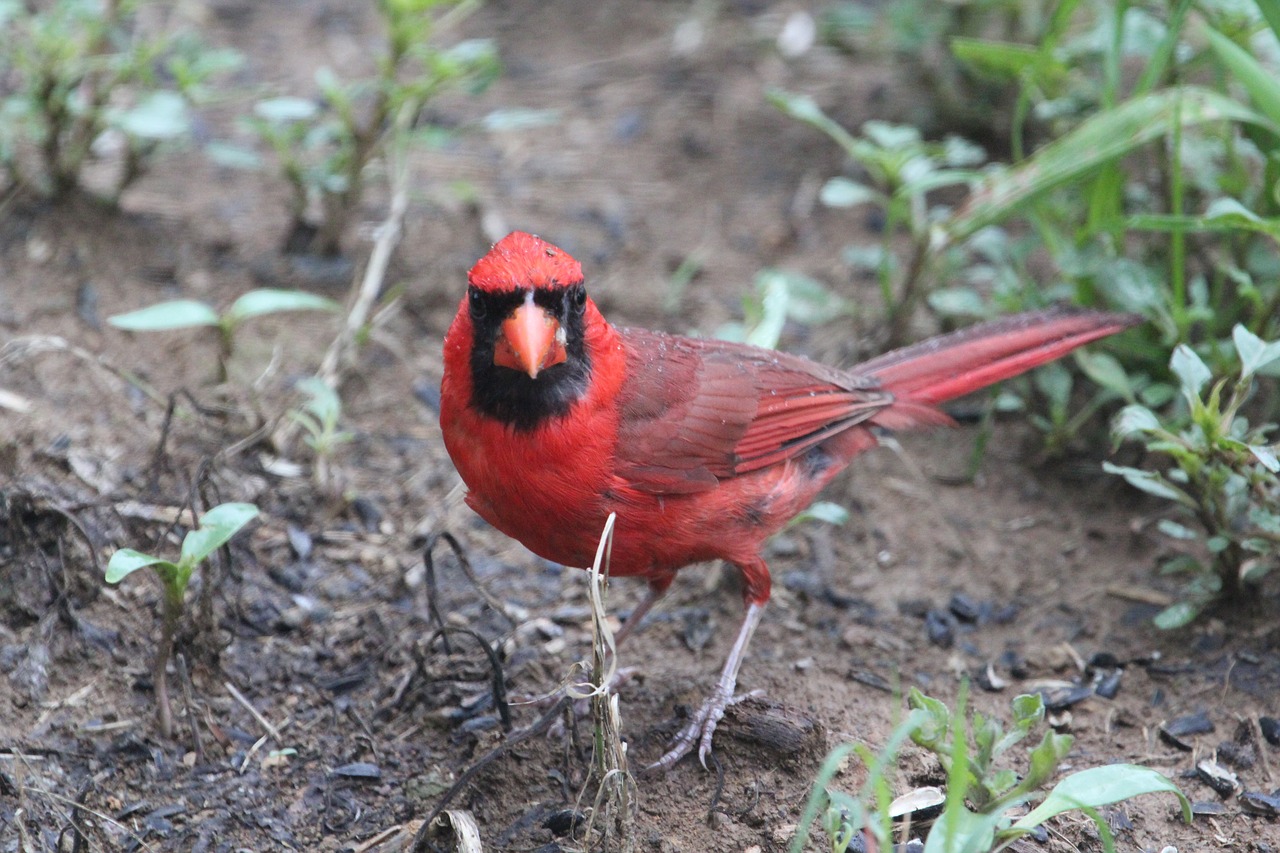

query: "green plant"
xmin=0 ymin=0 xmax=240 ymax=202
xmin=715 ymin=268 xmax=851 ymax=348
xmin=1105 ymin=326 xmax=1280 ymax=628
xmin=241 ymin=0 xmax=498 ymax=256
xmin=773 ymin=0 xmax=1280 ymax=455
xmin=288 ymin=376 xmax=355 ymax=490
xmin=794 ymin=685 xmax=1190 ymax=852
xmin=106 ymin=502 xmax=259 ymax=736
xmin=107 ymin=288 xmax=340 ymax=382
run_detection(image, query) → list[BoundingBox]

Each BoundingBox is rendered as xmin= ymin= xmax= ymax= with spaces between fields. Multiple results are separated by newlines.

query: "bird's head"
xmin=466 ymin=231 xmax=587 ymax=380
xmin=459 ymin=232 xmax=596 ymax=429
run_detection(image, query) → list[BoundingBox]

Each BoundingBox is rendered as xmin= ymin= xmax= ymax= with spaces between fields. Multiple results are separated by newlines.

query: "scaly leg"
xmin=650 ymin=601 xmax=766 ymax=771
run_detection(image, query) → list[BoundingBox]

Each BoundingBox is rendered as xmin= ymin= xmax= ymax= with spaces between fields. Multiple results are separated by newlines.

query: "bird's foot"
xmin=649 ymin=686 xmax=764 ymax=772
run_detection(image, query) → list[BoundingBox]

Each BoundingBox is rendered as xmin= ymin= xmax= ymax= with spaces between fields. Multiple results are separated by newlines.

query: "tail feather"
xmin=860 ymin=305 xmax=1140 ymax=412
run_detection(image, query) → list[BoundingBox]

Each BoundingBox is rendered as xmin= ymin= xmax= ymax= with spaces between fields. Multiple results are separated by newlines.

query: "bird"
xmin=440 ymin=230 xmax=1140 ymax=770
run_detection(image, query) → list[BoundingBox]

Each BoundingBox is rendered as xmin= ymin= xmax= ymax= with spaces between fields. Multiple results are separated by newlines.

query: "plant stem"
xmin=154 ymin=587 xmax=182 ymax=739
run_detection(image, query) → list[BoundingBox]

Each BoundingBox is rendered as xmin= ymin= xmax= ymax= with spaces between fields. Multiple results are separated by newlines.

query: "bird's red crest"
xmin=468 ymin=231 xmax=584 ymax=293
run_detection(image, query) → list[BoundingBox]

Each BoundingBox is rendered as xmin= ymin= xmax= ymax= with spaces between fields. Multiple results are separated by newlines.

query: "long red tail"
xmin=858 ymin=306 xmax=1141 ymax=429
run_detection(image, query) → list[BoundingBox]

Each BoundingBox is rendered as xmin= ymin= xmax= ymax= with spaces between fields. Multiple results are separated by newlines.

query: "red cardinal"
xmin=441 ymin=231 xmax=1139 ymax=769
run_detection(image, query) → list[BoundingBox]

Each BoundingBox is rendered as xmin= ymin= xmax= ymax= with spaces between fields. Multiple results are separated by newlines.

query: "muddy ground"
xmin=2 ymin=1 xmax=1279 ymax=851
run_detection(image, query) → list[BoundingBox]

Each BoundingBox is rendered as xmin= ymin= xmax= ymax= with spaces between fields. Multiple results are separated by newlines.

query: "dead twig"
xmin=225 ymin=681 xmax=281 ymax=741
xmin=0 ymin=335 xmax=169 ymax=411
xmin=176 ymin=654 xmax=205 ymax=765
xmin=424 ymin=626 xmax=512 ymax=732
xmin=423 ymin=531 xmax=520 ymax=636
xmin=409 ymin=694 xmax=572 ymax=853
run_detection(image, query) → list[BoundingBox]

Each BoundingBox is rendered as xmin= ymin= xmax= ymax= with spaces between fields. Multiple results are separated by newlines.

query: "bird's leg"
xmin=650 ymin=600 xmax=766 ymax=771
xmin=611 ymin=582 xmax=664 ymax=650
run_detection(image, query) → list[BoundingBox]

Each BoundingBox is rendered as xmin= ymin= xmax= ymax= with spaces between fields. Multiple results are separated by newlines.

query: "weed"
xmin=240 ymin=0 xmax=499 ymax=256
xmin=0 ymin=0 xmax=239 ymax=202
xmin=1106 ymin=326 xmax=1280 ymax=628
xmin=715 ymin=268 xmax=851 ymax=348
xmin=288 ymin=376 xmax=355 ymax=491
xmin=105 ymin=502 xmax=259 ymax=737
xmin=107 ymin=288 xmax=340 ymax=382
xmin=793 ymin=684 xmax=1190 ymax=852
xmin=772 ymin=1 xmax=1280 ymax=455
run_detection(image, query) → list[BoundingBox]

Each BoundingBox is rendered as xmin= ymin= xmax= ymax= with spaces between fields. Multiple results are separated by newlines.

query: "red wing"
xmin=613 ymin=328 xmax=890 ymax=495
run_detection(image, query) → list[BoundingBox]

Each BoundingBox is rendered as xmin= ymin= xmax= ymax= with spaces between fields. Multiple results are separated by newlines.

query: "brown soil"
xmin=3 ymin=2 xmax=1279 ymax=851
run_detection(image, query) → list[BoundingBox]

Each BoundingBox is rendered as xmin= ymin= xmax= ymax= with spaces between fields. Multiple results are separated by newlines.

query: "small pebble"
xmin=1195 ymin=759 xmax=1239 ymax=797
xmin=1259 ymin=716 xmax=1280 ymax=746
xmin=1240 ymin=790 xmax=1280 ymax=818
xmin=331 ymin=762 xmax=380 ymax=779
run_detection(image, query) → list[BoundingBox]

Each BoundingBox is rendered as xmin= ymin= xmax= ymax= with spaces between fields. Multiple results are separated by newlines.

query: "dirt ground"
xmin=3 ymin=1 xmax=1279 ymax=851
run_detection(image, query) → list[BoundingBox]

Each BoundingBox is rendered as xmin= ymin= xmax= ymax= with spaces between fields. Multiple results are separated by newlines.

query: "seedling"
xmin=794 ymin=685 xmax=1190 ymax=852
xmin=106 ymin=502 xmax=259 ymax=737
xmin=715 ymin=268 xmax=851 ymax=349
xmin=1106 ymin=326 xmax=1280 ymax=628
xmin=288 ymin=376 xmax=355 ymax=490
xmin=240 ymin=0 xmax=499 ymax=256
xmin=0 ymin=0 xmax=240 ymax=202
xmin=107 ymin=288 xmax=340 ymax=382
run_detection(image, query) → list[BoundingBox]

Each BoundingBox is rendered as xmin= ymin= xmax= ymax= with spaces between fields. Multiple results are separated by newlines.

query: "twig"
xmin=176 ymin=654 xmax=205 ymax=765
xmin=425 ymin=626 xmax=512 ymax=732
xmin=64 ymin=778 xmax=92 ymax=853
xmin=316 ymin=104 xmax=412 ymax=389
xmin=424 ymin=532 xmax=519 ymax=633
xmin=224 ymin=681 xmax=281 ymax=741
xmin=410 ymin=695 xmax=572 ymax=853
xmin=1251 ymin=715 xmax=1275 ymax=786
xmin=20 ymin=787 xmax=160 ymax=853
xmin=0 ymin=335 xmax=169 ymax=410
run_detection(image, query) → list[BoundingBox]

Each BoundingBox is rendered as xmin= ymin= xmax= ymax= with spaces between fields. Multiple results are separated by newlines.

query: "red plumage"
xmin=440 ymin=231 xmax=1140 ymax=769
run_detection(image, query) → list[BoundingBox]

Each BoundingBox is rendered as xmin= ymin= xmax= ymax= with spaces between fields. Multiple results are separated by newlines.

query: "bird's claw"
xmin=649 ymin=687 xmax=764 ymax=772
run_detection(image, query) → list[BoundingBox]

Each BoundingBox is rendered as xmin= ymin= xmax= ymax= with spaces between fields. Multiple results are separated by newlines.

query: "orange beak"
xmin=493 ymin=292 xmax=567 ymax=379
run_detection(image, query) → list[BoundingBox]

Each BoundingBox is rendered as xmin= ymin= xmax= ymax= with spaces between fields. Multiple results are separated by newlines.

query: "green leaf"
xmin=1233 ymin=324 xmax=1280 ymax=379
xmin=1156 ymin=519 xmax=1199 ymax=541
xmin=205 ymin=141 xmax=262 ymax=170
xmin=1075 ymin=351 xmax=1134 ymax=401
xmin=950 ymin=36 xmax=1062 ymax=87
xmin=108 ymin=300 xmax=220 ymax=331
xmin=115 ymin=91 xmax=191 ymax=140
xmin=927 ymin=287 xmax=988 ymax=318
xmin=1012 ymin=765 xmax=1190 ymax=831
xmin=1112 ymin=404 xmax=1161 ymax=438
xmin=1251 ymin=443 xmax=1279 ymax=472
xmin=1102 ymin=462 xmax=1197 ymax=507
xmin=1127 ymin=198 xmax=1280 ymax=243
xmin=481 ymin=107 xmax=560 ymax=131
xmin=820 ymin=177 xmax=880 ymax=208
xmin=797 ymin=500 xmax=850 ymax=526
xmin=767 ymin=89 xmax=865 ymax=161
xmin=922 ymin=804 xmax=998 ymax=853
xmin=105 ymin=549 xmax=178 ymax=584
xmin=1153 ymin=600 xmax=1202 ymax=629
xmin=1010 ymin=693 xmax=1044 ymax=728
xmin=1256 ymin=0 xmax=1280 ymax=42
xmin=945 ymin=87 xmax=1276 ymax=244
xmin=1021 ymin=730 xmax=1073 ymax=792
xmin=1169 ymin=344 xmax=1211 ymax=397
xmin=226 ymin=289 xmax=341 ymax=323
xmin=180 ymin=502 xmax=259 ymax=568
xmin=1205 ymin=26 xmax=1280 ymax=129
xmin=254 ymin=96 xmax=319 ymax=123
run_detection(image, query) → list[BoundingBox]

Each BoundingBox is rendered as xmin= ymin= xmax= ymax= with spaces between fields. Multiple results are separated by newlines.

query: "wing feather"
xmin=613 ymin=328 xmax=887 ymax=494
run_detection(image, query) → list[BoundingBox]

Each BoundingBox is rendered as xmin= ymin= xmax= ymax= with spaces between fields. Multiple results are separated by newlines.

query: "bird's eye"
xmin=468 ymin=289 xmax=486 ymax=319
xmin=570 ymin=286 xmax=586 ymax=311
